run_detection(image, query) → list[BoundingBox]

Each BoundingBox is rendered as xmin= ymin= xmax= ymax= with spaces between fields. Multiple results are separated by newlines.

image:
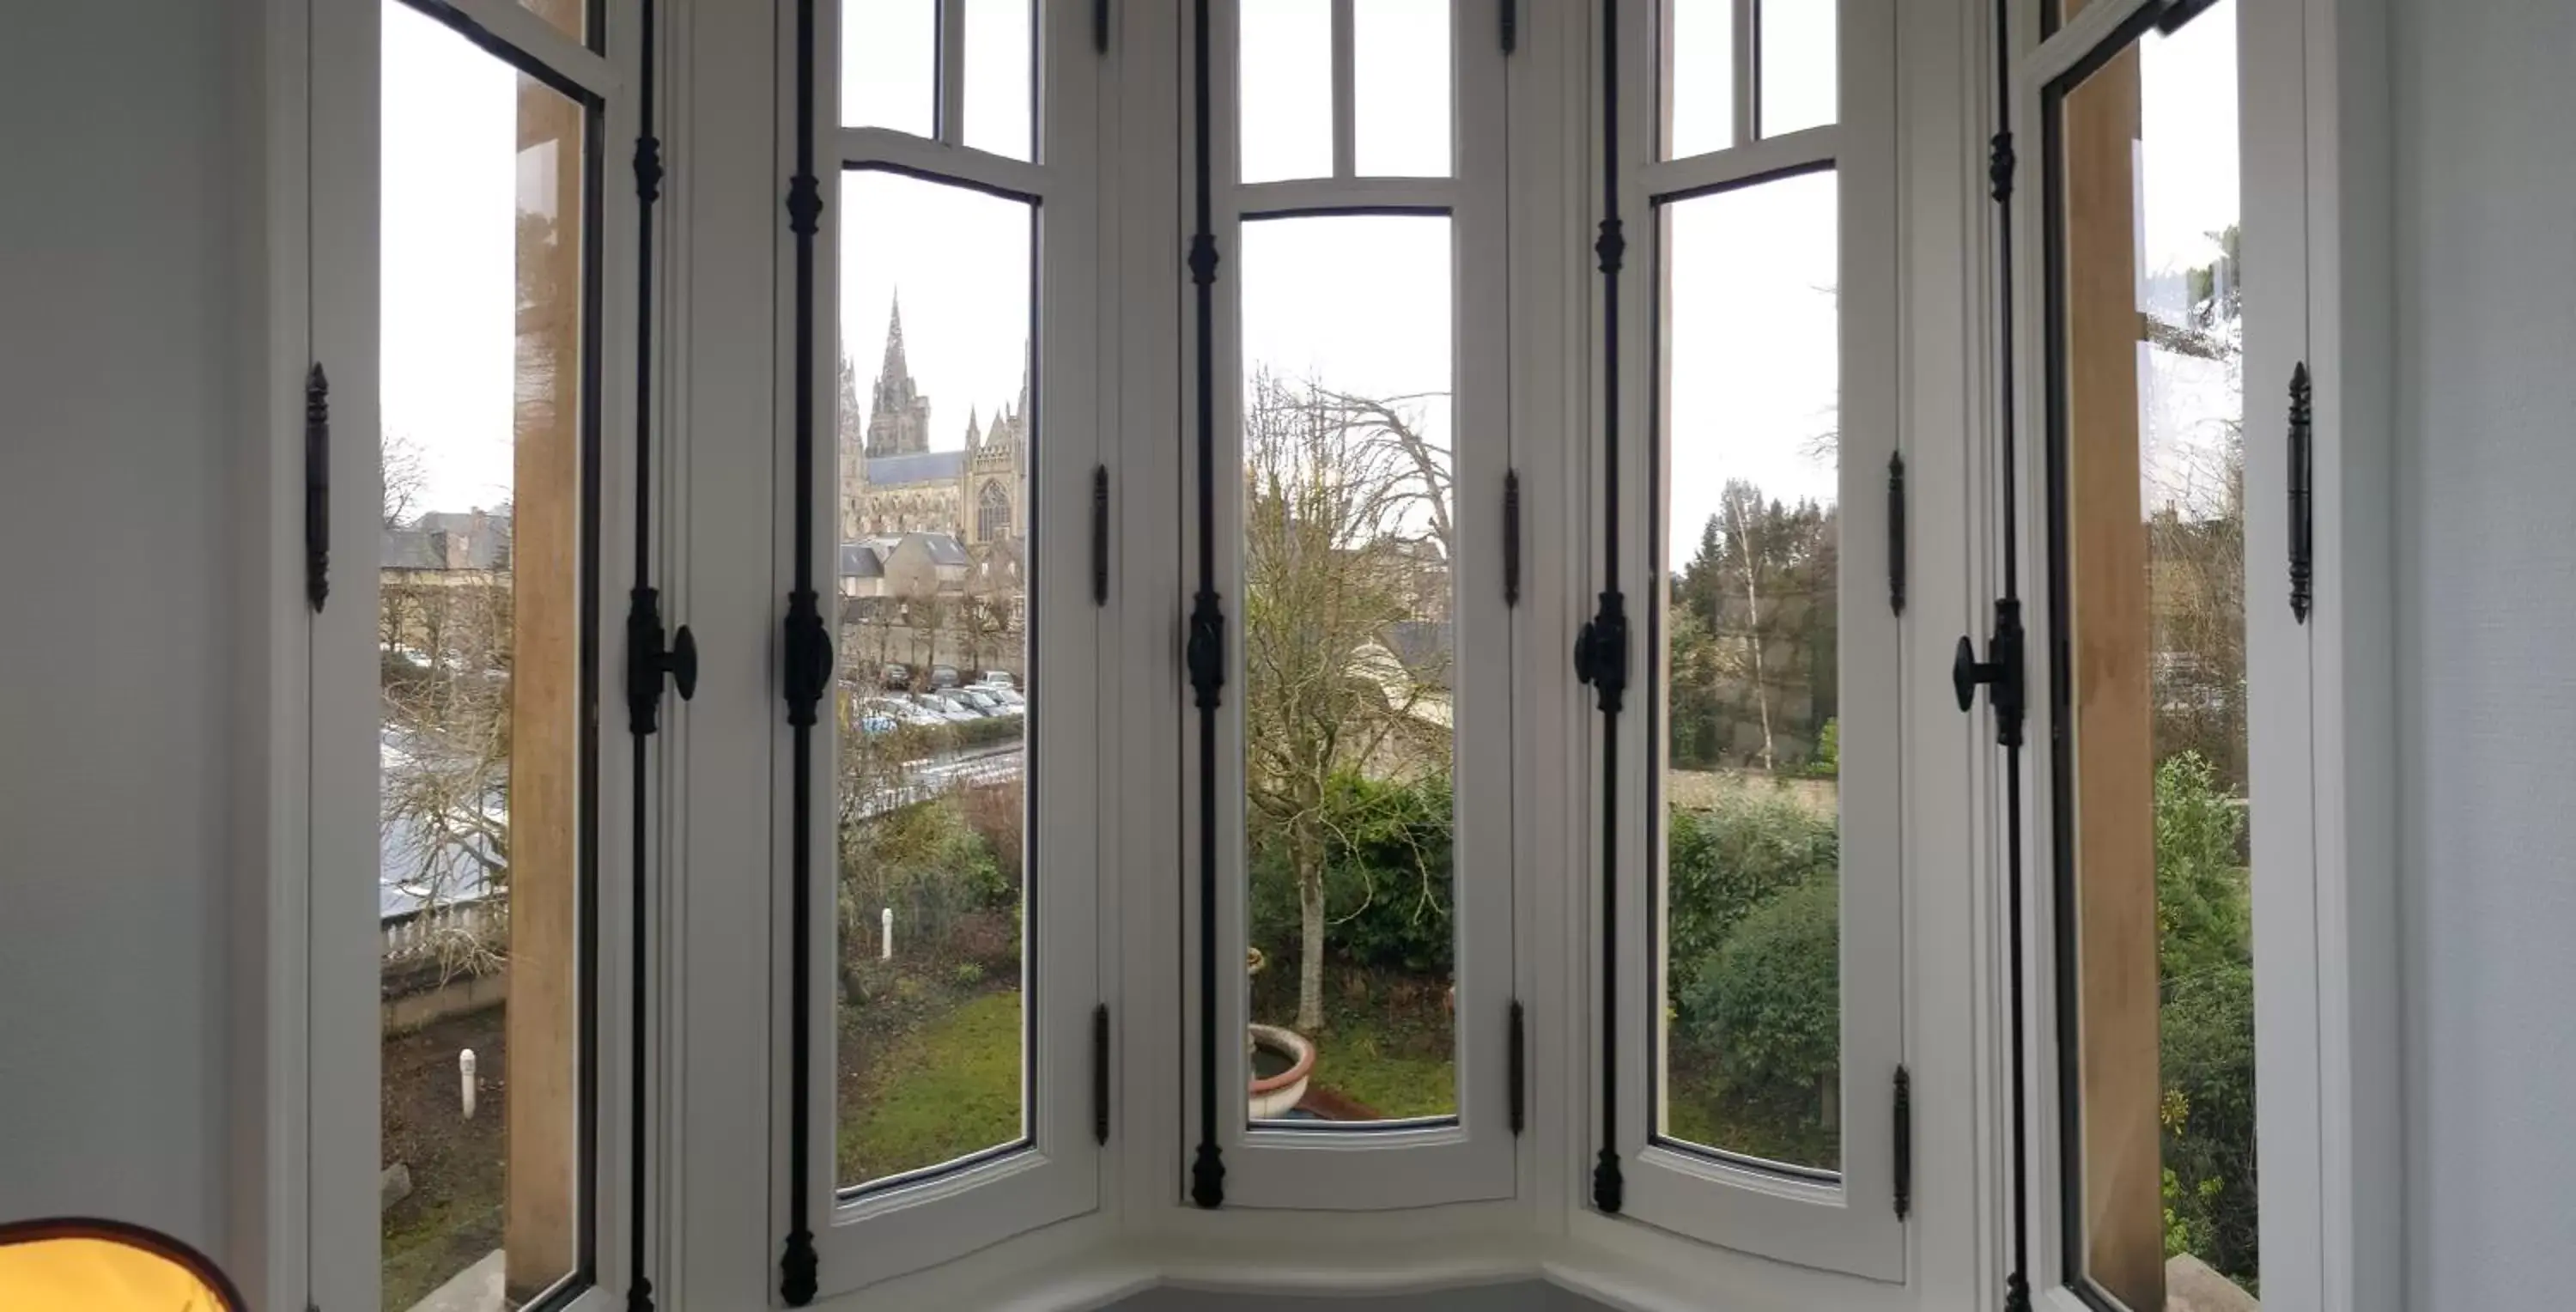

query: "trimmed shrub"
xmin=1665 ymin=792 xmax=1838 ymax=1017
xmin=1675 ymin=877 xmax=1839 ymax=1112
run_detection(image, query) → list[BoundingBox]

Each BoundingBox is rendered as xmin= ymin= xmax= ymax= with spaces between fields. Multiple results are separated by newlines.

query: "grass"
xmin=1661 ymin=1053 xmax=1841 ymax=1170
xmin=380 ymin=1006 xmax=508 ymax=1311
xmin=1248 ymin=965 xmax=1459 ymax=1121
xmin=838 ymin=989 xmax=1025 ymax=1182
xmin=1303 ymin=1011 xmax=1456 ymax=1120
xmin=383 ymin=1195 xmax=496 ymax=1312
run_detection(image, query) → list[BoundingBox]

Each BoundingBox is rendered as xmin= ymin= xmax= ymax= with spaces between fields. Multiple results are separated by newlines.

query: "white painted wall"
xmin=0 ymin=0 xmax=254 ymax=1270
xmin=2393 ymin=0 xmax=2576 ymax=1306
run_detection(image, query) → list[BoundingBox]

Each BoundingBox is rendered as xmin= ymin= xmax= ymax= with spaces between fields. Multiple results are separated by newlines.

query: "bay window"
xmin=233 ymin=1 xmax=2394 ymax=1308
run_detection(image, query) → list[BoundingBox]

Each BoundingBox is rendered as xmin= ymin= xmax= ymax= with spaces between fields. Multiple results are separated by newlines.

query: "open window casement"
xmin=1174 ymin=0 xmax=1520 ymax=1212
xmin=302 ymin=2 xmax=653 ymax=1309
xmin=1993 ymin=1 xmax=2377 ymax=1309
xmin=772 ymin=0 xmax=1108 ymax=1297
xmin=1589 ymin=0 xmax=1907 ymax=1278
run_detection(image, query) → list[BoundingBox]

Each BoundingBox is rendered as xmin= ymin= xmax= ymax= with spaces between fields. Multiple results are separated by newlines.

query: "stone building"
xmin=837 ymin=297 xmax=1030 ymax=554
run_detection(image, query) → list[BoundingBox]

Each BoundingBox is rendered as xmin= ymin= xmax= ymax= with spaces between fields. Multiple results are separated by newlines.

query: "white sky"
xmin=383 ymin=2 xmax=521 ymax=514
xmin=2136 ymin=3 xmax=2244 ymax=517
xmin=380 ymin=0 xmax=2241 ymax=561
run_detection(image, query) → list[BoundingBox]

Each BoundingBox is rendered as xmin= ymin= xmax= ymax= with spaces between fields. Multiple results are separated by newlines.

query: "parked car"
xmin=949 ymin=689 xmax=1012 ymax=716
xmin=866 ymin=696 xmax=942 ymax=728
xmin=936 ymin=689 xmax=1001 ymax=718
xmin=854 ymin=712 xmax=897 ymax=737
xmin=929 ymin=664 xmax=962 ymax=689
xmin=880 ymin=662 xmax=913 ymax=690
xmin=974 ymin=685 xmax=1025 ymax=708
xmin=912 ymin=692 xmax=978 ymax=724
xmin=978 ymin=671 xmax=1017 ymax=689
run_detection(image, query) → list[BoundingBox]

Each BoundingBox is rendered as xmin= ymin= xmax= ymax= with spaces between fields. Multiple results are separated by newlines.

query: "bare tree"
xmin=380 ymin=567 xmax=515 ymax=983
xmin=1243 ymin=370 xmax=1451 ymax=1032
xmin=383 ymin=431 xmax=429 ymax=529
xmin=1316 ymin=389 xmax=1452 ymax=560
xmin=951 ymin=592 xmax=1013 ymax=678
xmin=1718 ymin=483 xmax=1780 ymax=772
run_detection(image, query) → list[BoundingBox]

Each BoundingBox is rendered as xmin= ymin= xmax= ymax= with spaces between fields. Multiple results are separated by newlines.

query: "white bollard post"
xmin=881 ymin=907 xmax=895 ymax=960
xmin=459 ymin=1048 xmax=477 ymax=1121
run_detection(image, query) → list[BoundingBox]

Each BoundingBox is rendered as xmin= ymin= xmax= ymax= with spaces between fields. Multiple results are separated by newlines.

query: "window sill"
xmin=796 ymin=1224 xmax=1935 ymax=1312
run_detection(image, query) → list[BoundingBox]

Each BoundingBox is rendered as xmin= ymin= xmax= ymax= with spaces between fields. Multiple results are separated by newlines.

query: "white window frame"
xmin=299 ymin=2 xmax=648 ymax=1309
xmin=773 ymin=0 xmax=1109 ymax=1296
xmin=1584 ymin=0 xmax=1906 ymax=1279
xmin=1996 ymin=2 xmax=2401 ymax=1309
xmin=1171 ymin=0 xmax=1520 ymax=1213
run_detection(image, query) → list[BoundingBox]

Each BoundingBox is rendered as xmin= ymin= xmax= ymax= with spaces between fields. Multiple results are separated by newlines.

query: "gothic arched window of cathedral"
xmin=977 ymin=480 xmax=1012 ymax=543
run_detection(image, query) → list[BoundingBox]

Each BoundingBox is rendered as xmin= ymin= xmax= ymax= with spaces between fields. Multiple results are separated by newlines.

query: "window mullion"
xmin=939 ymin=0 xmax=969 ymax=146
xmin=1734 ymin=0 xmax=1758 ymax=147
xmin=1329 ymin=0 xmax=1356 ymax=179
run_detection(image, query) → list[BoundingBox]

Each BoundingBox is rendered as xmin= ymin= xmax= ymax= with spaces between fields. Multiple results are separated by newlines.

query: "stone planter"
xmin=1247 ymin=1023 xmax=1316 ymax=1120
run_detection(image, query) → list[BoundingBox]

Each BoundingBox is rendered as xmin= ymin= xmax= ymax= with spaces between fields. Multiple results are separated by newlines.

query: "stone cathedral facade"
xmin=837 ymin=298 xmax=1031 ymax=552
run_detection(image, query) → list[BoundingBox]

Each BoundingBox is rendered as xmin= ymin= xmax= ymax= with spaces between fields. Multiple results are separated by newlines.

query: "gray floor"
xmin=1109 ymin=1284 xmax=1610 ymax=1312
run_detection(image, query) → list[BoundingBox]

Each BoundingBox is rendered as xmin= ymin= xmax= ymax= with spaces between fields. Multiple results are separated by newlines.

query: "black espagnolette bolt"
xmin=1573 ymin=592 xmax=1631 ymax=714
xmin=1952 ymin=598 xmax=2026 ymax=749
xmin=782 ymin=592 xmax=831 ymax=730
xmin=1186 ymin=591 xmax=1226 ymax=711
xmin=625 ymin=587 xmax=698 ymax=736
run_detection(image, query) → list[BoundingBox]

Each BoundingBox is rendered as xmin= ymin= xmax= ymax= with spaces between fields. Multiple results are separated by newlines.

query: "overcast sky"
xmin=383 ymin=0 xmax=2240 ymax=566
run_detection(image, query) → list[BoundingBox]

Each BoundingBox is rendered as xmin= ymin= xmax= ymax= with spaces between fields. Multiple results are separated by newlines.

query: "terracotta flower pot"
xmin=1247 ymin=1023 xmax=1316 ymax=1119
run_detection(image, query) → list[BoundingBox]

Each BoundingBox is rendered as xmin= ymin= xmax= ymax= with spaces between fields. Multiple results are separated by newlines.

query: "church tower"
xmin=865 ymin=295 xmax=933 ymax=457
xmin=837 ymin=351 xmax=867 ymax=540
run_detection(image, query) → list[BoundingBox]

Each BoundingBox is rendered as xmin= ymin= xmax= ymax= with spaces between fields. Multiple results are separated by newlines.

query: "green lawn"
xmin=838 ymin=984 xmax=1459 ymax=1145
xmin=1661 ymin=1058 xmax=1840 ymax=1169
xmin=1304 ymin=1012 xmax=1456 ymax=1120
xmin=839 ymin=989 xmax=1024 ymax=1182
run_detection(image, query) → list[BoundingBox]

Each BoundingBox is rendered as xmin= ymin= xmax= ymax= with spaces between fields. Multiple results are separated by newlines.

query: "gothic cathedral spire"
xmin=878 ymin=292 xmax=909 ymax=390
xmin=866 ymin=292 xmax=933 ymax=457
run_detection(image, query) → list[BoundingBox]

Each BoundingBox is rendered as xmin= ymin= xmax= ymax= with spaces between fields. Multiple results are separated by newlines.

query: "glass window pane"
xmin=517 ymin=0 xmax=586 ymax=44
xmin=1656 ymin=170 xmax=1842 ymax=1174
xmin=1664 ymin=0 xmax=1736 ymax=159
xmin=844 ymin=0 xmax=938 ymax=136
xmin=2050 ymin=6 xmax=2255 ymax=1308
xmin=963 ymin=0 xmax=1035 ymax=161
xmin=1756 ymin=0 xmax=1835 ymax=137
xmin=1240 ymin=216 xmax=1457 ymax=1125
xmin=1353 ymin=0 xmax=1450 ymax=177
xmin=1240 ymin=0 xmax=1333 ymax=183
xmin=380 ymin=4 xmax=590 ymax=1305
xmin=834 ymin=169 xmax=1035 ymax=1191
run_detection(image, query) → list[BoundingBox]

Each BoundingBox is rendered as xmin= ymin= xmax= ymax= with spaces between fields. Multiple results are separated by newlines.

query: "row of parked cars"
xmin=878 ymin=662 xmax=1011 ymax=693
xmin=850 ymin=671 xmax=1024 ymax=736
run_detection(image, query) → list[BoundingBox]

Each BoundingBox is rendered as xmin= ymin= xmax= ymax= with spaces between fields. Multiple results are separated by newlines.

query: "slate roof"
xmin=866 ymin=449 xmax=968 ymax=485
xmin=839 ymin=543 xmax=888 ymax=579
xmin=382 ymin=511 xmax=510 ymax=570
